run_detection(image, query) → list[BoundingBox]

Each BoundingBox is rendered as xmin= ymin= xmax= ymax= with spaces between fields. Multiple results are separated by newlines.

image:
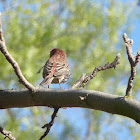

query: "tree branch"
xmin=0 ymin=126 xmax=15 ymax=140
xmin=123 ymin=33 xmax=140 ymax=96
xmin=0 ymin=88 xmax=140 ymax=124
xmin=71 ymin=73 xmax=87 ymax=89
xmin=39 ymin=108 xmax=59 ymax=140
xmin=0 ymin=12 xmax=36 ymax=92
xmin=72 ymin=53 xmax=121 ymax=88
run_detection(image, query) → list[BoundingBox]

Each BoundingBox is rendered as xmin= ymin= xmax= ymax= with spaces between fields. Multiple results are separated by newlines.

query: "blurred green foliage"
xmin=0 ymin=0 xmax=140 ymax=140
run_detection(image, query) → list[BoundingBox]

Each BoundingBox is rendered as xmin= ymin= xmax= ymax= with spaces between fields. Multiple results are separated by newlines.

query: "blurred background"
xmin=0 ymin=0 xmax=140 ymax=139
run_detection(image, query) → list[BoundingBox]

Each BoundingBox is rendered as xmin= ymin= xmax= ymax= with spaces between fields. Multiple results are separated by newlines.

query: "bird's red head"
xmin=50 ymin=48 xmax=66 ymax=59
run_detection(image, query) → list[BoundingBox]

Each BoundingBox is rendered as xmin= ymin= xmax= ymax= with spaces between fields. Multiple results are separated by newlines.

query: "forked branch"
xmin=123 ymin=33 xmax=140 ymax=96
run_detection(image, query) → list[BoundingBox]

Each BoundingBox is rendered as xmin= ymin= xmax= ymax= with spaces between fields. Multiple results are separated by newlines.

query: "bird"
xmin=39 ymin=48 xmax=71 ymax=88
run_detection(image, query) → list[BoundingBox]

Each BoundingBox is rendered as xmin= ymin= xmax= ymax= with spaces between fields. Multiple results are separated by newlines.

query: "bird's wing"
xmin=40 ymin=75 xmax=54 ymax=85
xmin=53 ymin=61 xmax=70 ymax=78
xmin=40 ymin=60 xmax=55 ymax=85
xmin=42 ymin=60 xmax=54 ymax=78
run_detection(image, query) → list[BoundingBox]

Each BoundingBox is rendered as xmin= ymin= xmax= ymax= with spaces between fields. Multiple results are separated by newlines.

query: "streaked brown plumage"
xmin=40 ymin=48 xmax=71 ymax=88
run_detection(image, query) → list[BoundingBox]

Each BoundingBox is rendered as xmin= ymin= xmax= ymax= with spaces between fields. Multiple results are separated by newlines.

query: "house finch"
xmin=39 ymin=48 xmax=71 ymax=88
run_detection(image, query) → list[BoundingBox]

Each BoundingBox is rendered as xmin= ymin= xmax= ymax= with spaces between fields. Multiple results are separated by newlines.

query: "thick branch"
xmin=123 ymin=33 xmax=140 ymax=96
xmin=0 ymin=88 xmax=140 ymax=124
xmin=0 ymin=13 xmax=36 ymax=92
xmin=0 ymin=126 xmax=15 ymax=140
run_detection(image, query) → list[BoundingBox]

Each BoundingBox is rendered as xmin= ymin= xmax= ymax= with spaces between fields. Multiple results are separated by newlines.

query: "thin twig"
xmin=134 ymin=51 xmax=140 ymax=66
xmin=0 ymin=126 xmax=15 ymax=140
xmin=123 ymin=33 xmax=140 ymax=96
xmin=39 ymin=108 xmax=59 ymax=140
xmin=71 ymin=53 xmax=121 ymax=89
xmin=0 ymin=12 xmax=36 ymax=92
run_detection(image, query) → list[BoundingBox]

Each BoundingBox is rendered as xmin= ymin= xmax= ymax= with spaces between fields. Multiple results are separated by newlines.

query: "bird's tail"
xmin=40 ymin=77 xmax=54 ymax=86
